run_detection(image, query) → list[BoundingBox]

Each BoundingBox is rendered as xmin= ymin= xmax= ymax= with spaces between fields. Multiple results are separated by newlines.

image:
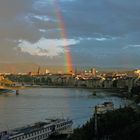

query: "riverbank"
xmin=68 ymin=107 xmax=140 ymax=140
xmin=22 ymin=84 xmax=127 ymax=94
xmin=23 ymin=84 xmax=132 ymax=99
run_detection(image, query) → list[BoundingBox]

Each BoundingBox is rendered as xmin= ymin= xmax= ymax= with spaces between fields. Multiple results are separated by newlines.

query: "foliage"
xmin=69 ymin=107 xmax=140 ymax=140
xmin=131 ymin=86 xmax=140 ymax=95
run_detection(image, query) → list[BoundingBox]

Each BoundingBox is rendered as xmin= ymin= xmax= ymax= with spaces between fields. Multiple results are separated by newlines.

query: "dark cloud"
xmin=0 ymin=0 xmax=33 ymax=18
xmin=61 ymin=0 xmax=140 ymax=37
xmin=0 ymin=0 xmax=140 ymax=69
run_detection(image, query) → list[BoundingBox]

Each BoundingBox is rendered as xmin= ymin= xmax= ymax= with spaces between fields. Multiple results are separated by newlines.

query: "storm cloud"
xmin=0 ymin=0 xmax=140 ymax=69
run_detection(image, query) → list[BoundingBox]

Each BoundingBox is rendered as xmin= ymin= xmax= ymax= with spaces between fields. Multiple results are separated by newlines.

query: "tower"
xmin=91 ymin=68 xmax=96 ymax=77
xmin=37 ymin=66 xmax=40 ymax=75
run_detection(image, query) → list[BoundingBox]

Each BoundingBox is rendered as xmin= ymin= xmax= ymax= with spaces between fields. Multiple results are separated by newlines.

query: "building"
xmin=134 ymin=70 xmax=140 ymax=76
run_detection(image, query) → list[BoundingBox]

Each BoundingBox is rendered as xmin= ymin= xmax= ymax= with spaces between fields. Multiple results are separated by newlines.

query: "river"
xmin=0 ymin=88 xmax=131 ymax=130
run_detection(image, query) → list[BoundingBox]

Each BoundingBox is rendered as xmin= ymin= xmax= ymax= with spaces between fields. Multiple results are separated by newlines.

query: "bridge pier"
xmin=16 ymin=90 xmax=19 ymax=95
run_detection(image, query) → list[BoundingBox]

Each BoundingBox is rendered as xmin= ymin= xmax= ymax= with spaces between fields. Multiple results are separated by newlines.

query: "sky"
xmin=0 ymin=0 xmax=140 ymax=71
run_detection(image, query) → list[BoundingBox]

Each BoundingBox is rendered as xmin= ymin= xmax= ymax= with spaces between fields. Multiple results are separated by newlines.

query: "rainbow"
xmin=52 ymin=0 xmax=73 ymax=74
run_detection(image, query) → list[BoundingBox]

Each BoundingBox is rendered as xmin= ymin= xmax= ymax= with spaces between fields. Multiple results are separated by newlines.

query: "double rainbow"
xmin=52 ymin=0 xmax=73 ymax=74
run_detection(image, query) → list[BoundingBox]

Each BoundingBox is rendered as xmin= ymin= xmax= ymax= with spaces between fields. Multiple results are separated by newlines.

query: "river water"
xmin=0 ymin=88 xmax=131 ymax=130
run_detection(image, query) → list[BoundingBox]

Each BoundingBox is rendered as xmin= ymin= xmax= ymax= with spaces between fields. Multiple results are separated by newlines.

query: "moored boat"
xmin=95 ymin=102 xmax=114 ymax=115
xmin=0 ymin=118 xmax=73 ymax=140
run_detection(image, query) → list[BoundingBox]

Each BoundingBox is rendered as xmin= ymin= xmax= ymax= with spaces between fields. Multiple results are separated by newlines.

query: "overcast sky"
xmin=0 ymin=0 xmax=140 ymax=69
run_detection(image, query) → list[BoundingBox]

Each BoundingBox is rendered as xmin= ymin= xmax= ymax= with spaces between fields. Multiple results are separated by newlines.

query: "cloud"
xmin=95 ymin=38 xmax=108 ymax=41
xmin=95 ymin=36 xmax=118 ymax=41
xmin=0 ymin=0 xmax=140 ymax=68
xmin=18 ymin=38 xmax=79 ymax=57
xmin=0 ymin=0 xmax=33 ymax=18
xmin=60 ymin=0 xmax=76 ymax=2
xmin=84 ymin=37 xmax=108 ymax=41
xmin=31 ymin=15 xmax=51 ymax=22
xmin=27 ymin=13 xmax=57 ymax=22
xmin=62 ymin=0 xmax=140 ymax=37
xmin=123 ymin=44 xmax=140 ymax=50
xmin=39 ymin=29 xmax=46 ymax=32
xmin=78 ymin=35 xmax=119 ymax=42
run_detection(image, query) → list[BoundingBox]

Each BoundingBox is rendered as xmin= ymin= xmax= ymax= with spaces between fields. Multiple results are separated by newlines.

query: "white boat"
xmin=95 ymin=102 xmax=114 ymax=115
xmin=0 ymin=119 xmax=73 ymax=140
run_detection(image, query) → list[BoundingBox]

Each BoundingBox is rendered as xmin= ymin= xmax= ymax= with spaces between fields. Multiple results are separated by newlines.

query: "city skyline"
xmin=0 ymin=0 xmax=140 ymax=71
